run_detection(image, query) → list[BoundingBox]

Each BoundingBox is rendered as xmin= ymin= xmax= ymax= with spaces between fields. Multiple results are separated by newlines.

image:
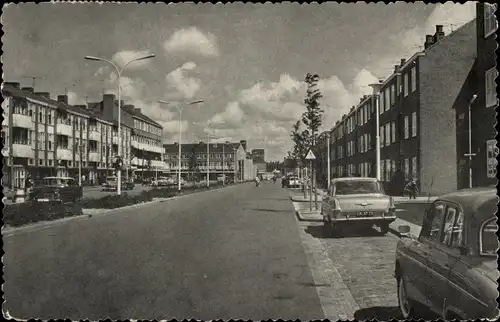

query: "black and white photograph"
xmin=1 ymin=1 xmax=498 ymax=320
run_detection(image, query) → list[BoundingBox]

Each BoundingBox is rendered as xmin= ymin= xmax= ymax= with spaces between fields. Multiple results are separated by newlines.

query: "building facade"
xmin=2 ymin=82 xmax=163 ymax=189
xmin=163 ymin=140 xmax=250 ymax=181
xmin=324 ymin=20 xmax=479 ymax=195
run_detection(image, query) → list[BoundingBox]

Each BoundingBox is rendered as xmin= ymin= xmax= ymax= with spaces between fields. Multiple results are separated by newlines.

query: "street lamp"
xmin=369 ymin=82 xmax=382 ymax=181
xmin=85 ymin=53 xmax=155 ymax=195
xmin=157 ymin=99 xmax=204 ymax=192
xmin=465 ymin=94 xmax=478 ymax=188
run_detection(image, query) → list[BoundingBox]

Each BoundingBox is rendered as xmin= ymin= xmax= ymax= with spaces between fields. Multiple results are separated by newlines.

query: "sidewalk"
xmin=388 ymin=218 xmax=422 ymax=238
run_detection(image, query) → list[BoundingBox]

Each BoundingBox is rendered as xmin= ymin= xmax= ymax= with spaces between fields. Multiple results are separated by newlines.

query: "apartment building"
xmin=2 ymin=82 xmax=164 ymax=189
xmin=454 ymin=2 xmax=498 ymax=189
xmin=88 ymin=95 xmax=164 ymax=180
xmin=325 ymin=20 xmax=478 ymax=195
xmin=163 ymin=140 xmax=249 ymax=181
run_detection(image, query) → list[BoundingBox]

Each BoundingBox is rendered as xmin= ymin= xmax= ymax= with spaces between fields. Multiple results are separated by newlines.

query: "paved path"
xmin=3 ymin=181 xmax=323 ymax=320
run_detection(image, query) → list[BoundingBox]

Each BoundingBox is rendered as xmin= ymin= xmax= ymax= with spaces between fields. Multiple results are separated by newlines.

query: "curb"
xmin=2 ymin=182 xmax=247 ymax=237
xmin=295 ymin=210 xmax=323 ymax=222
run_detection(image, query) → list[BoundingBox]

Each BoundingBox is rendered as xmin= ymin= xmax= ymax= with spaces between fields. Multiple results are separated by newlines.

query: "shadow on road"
xmin=354 ymin=306 xmax=402 ymax=321
xmin=304 ymin=225 xmax=385 ymax=239
xmin=246 ymin=208 xmax=289 ymax=213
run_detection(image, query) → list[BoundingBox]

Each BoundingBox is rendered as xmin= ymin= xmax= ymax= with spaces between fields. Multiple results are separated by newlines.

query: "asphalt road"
xmin=3 ymin=181 xmax=324 ymax=320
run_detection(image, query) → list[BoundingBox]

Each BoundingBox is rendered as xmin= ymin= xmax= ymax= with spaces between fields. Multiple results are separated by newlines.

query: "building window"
xmin=385 ymin=88 xmax=390 ymax=111
xmin=411 ymin=67 xmax=417 ymax=92
xmin=485 ymin=4 xmax=498 ymax=38
xmin=379 ymin=93 xmax=384 ymax=115
xmin=391 ymin=121 xmax=396 ymax=143
xmin=404 ymin=73 xmax=409 ymax=97
xmin=411 ymin=156 xmax=418 ymax=179
xmin=380 ymin=126 xmax=385 ymax=147
xmin=391 ymin=84 xmax=396 ymax=105
xmin=385 ymin=123 xmax=390 ymax=146
xmin=404 ymin=115 xmax=409 ymax=139
xmin=404 ymin=158 xmax=410 ymax=180
xmin=486 ymin=67 xmax=498 ymax=107
xmin=411 ymin=112 xmax=417 ymax=137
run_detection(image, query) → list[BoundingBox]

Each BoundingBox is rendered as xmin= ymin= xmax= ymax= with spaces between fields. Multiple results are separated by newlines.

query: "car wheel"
xmin=397 ymin=276 xmax=413 ymax=319
xmin=380 ymin=223 xmax=390 ymax=235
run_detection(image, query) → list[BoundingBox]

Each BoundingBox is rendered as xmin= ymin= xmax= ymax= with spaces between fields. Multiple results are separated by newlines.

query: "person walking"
xmin=404 ymin=178 xmax=419 ymax=199
xmin=255 ymin=175 xmax=261 ymax=187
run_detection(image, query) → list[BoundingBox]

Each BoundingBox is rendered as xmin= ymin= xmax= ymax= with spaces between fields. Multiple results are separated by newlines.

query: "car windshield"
xmin=43 ymin=178 xmax=61 ymax=185
xmin=480 ymin=217 xmax=498 ymax=256
xmin=334 ymin=180 xmax=384 ymax=195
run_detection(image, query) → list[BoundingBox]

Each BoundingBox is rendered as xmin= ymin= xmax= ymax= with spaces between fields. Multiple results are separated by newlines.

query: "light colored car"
xmin=395 ymin=187 xmax=499 ymax=320
xmin=288 ymin=176 xmax=301 ymax=188
xmin=321 ymin=177 xmax=396 ymax=235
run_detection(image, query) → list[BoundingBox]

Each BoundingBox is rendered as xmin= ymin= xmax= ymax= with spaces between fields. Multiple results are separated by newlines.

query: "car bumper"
xmin=330 ymin=215 xmax=397 ymax=224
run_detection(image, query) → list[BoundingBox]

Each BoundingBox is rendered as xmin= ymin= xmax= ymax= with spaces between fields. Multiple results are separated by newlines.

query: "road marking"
xmin=292 ymin=206 xmax=360 ymax=320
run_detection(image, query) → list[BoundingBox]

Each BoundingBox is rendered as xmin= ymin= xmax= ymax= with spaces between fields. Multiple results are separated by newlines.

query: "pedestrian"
xmin=24 ymin=172 xmax=33 ymax=200
xmin=404 ymin=178 xmax=418 ymax=199
xmin=81 ymin=174 xmax=86 ymax=186
xmin=255 ymin=175 xmax=261 ymax=187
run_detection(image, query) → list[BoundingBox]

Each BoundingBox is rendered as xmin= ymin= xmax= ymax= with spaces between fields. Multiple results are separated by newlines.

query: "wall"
xmin=419 ymin=19 xmax=477 ymax=195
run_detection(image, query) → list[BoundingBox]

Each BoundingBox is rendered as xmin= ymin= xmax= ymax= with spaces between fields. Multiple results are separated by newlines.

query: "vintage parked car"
xmin=30 ymin=176 xmax=83 ymax=203
xmin=395 ymin=187 xmax=499 ymax=320
xmin=287 ymin=176 xmax=301 ymax=188
xmin=321 ymin=177 xmax=396 ymax=235
xmin=102 ymin=176 xmax=134 ymax=191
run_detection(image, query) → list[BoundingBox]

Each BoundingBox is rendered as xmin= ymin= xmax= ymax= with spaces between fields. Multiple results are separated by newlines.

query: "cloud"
xmin=210 ymin=101 xmax=245 ymax=127
xmin=165 ymin=62 xmax=202 ymax=99
xmin=158 ymin=120 xmax=190 ymax=134
xmin=163 ymin=27 xmax=219 ymax=57
xmin=94 ymin=66 xmax=108 ymax=77
xmin=67 ymin=91 xmax=79 ymax=105
xmin=112 ymin=50 xmax=154 ymax=69
xmin=374 ymin=2 xmax=477 ymax=78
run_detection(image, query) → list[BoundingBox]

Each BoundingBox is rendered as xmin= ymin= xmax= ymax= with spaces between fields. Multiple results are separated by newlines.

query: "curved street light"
xmin=85 ymin=53 xmax=155 ymax=195
xmin=157 ymin=99 xmax=204 ymax=192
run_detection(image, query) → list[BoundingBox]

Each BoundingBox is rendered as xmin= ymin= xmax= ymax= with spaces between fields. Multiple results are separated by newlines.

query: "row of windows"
xmin=167 ymin=162 xmax=235 ymax=169
xmin=332 ymin=163 xmax=372 ymax=177
xmin=165 ymin=153 xmax=234 ymax=160
xmin=134 ymin=119 xmax=162 ymax=136
xmin=132 ymin=135 xmax=162 ymax=147
xmin=485 ymin=67 xmax=498 ymax=108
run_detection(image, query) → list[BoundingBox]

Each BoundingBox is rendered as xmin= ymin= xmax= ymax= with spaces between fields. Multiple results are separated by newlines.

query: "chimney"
xmin=22 ymin=87 xmax=34 ymax=93
xmin=424 ymin=35 xmax=435 ymax=49
xmin=434 ymin=25 xmax=445 ymax=42
xmin=57 ymin=94 xmax=68 ymax=104
xmin=34 ymin=92 xmax=50 ymax=99
xmin=394 ymin=65 xmax=400 ymax=73
xmin=4 ymin=82 xmax=20 ymax=89
xmin=103 ymin=94 xmax=116 ymax=120
xmin=134 ymin=108 xmax=141 ymax=114
xmin=400 ymin=58 xmax=407 ymax=67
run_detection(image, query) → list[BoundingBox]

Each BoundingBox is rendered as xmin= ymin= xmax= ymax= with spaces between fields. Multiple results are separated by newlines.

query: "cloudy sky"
xmin=2 ymin=2 xmax=476 ymax=161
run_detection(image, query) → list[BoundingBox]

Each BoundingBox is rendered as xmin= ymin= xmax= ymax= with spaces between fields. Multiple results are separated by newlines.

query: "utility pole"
xmin=465 ymin=94 xmax=478 ymax=188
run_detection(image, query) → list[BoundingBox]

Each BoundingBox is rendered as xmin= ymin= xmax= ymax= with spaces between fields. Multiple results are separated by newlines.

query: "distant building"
xmin=163 ymin=140 xmax=254 ymax=181
xmin=251 ymin=149 xmax=266 ymax=173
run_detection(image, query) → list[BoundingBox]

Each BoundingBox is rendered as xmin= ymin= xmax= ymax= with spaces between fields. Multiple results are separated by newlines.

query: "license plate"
xmin=357 ymin=211 xmax=374 ymax=217
xmin=37 ymin=198 xmax=50 ymax=202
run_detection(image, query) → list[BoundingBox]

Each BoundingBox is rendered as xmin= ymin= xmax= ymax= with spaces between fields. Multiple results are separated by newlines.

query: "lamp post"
xmin=369 ymin=82 xmax=382 ymax=181
xmin=327 ymin=133 xmax=331 ymax=189
xmin=465 ymin=94 xmax=478 ymax=188
xmin=85 ymin=53 xmax=155 ymax=195
xmin=157 ymin=99 xmax=204 ymax=192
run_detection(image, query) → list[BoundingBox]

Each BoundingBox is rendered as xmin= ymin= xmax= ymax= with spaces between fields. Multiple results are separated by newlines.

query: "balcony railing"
xmin=12 ymin=143 xmax=34 ymax=158
xmin=12 ymin=114 xmax=34 ymax=129
xmin=56 ymin=123 xmax=72 ymax=136
xmin=88 ymin=152 xmax=100 ymax=162
xmin=89 ymin=131 xmax=101 ymax=141
xmin=56 ymin=148 xmax=72 ymax=160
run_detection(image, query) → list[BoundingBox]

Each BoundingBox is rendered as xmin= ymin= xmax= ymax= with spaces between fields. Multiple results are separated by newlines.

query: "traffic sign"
xmin=305 ymin=150 xmax=316 ymax=160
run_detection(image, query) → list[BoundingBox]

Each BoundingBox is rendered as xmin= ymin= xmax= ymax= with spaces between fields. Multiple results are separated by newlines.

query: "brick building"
xmin=454 ymin=2 xmax=498 ymax=189
xmin=325 ymin=20 xmax=478 ymax=195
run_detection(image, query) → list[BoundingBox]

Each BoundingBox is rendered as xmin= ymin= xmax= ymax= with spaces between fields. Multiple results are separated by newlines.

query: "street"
xmin=2 ymin=180 xmax=411 ymax=320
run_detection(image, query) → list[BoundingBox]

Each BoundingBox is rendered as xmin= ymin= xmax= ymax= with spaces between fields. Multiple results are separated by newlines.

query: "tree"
xmin=290 ymin=120 xmax=310 ymax=169
xmin=302 ymin=73 xmax=323 ymax=149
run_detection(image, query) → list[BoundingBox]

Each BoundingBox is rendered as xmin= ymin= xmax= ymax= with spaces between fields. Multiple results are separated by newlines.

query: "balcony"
xmin=56 ymin=148 xmax=73 ymax=160
xmin=112 ymin=136 xmax=119 ymax=145
xmin=12 ymin=114 xmax=34 ymax=129
xmin=89 ymin=131 xmax=101 ymax=141
xmin=89 ymin=152 xmax=100 ymax=162
xmin=56 ymin=123 xmax=73 ymax=136
xmin=11 ymin=143 xmax=34 ymax=158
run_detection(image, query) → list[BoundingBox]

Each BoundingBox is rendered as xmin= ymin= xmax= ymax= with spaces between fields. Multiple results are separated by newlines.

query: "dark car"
xmin=30 ymin=176 xmax=83 ymax=203
xmin=395 ymin=187 xmax=499 ymax=320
